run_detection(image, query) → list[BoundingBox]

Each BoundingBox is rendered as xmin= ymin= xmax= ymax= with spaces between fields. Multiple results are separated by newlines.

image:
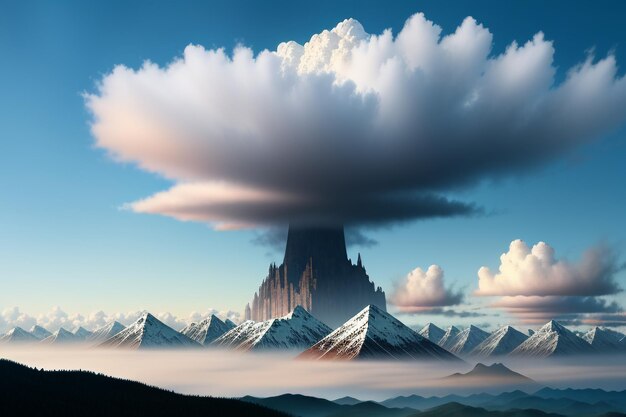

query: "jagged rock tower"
xmin=245 ymin=225 xmax=386 ymax=328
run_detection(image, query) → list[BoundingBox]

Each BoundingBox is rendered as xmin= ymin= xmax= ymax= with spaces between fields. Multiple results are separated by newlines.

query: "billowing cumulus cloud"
xmin=86 ymin=13 xmax=626 ymax=229
xmin=476 ymin=240 xmax=621 ymax=297
xmin=391 ymin=265 xmax=463 ymax=313
xmin=476 ymin=240 xmax=624 ymax=325
xmin=1 ymin=307 xmax=37 ymax=332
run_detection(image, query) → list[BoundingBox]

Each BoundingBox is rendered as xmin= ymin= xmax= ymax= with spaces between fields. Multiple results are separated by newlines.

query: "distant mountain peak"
xmin=29 ymin=325 xmax=52 ymax=340
xmin=88 ymin=321 xmax=125 ymax=344
xmin=443 ymin=362 xmax=539 ymax=391
xmin=511 ymin=320 xmax=595 ymax=357
xmin=299 ymin=304 xmax=459 ymax=361
xmin=181 ymin=314 xmax=233 ymax=346
xmin=419 ymin=322 xmax=445 ymax=344
xmin=582 ymin=326 xmax=624 ymax=352
xmin=73 ymin=326 xmax=93 ymax=340
xmin=446 ymin=325 xmax=490 ymax=356
xmin=0 ymin=327 xmax=39 ymax=344
xmin=99 ymin=312 xmax=198 ymax=349
xmin=40 ymin=327 xmax=79 ymax=345
xmin=283 ymin=305 xmax=309 ymax=319
xmin=471 ymin=325 xmax=528 ymax=358
xmin=213 ymin=305 xmax=331 ymax=351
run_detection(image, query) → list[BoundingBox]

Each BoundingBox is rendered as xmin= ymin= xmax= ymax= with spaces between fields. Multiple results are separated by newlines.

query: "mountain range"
xmin=98 ymin=313 xmax=199 ymax=349
xmin=2 ymin=354 xmax=626 ymax=417
xmin=471 ymin=326 xmax=529 ymax=357
xmin=0 ymin=326 xmax=39 ymax=343
xmin=213 ymin=305 xmax=331 ymax=351
xmin=181 ymin=314 xmax=236 ymax=346
xmin=244 ymin=383 xmax=626 ymax=417
xmin=510 ymin=321 xmax=596 ymax=358
xmin=446 ymin=325 xmax=491 ymax=356
xmin=1 ymin=308 xmax=624 ymax=359
xmin=40 ymin=328 xmax=80 ymax=345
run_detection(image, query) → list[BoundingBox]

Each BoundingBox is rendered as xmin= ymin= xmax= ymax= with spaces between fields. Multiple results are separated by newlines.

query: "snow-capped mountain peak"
xmin=582 ymin=327 xmax=624 ymax=352
xmin=29 ymin=325 xmax=52 ymax=340
xmin=73 ymin=327 xmax=93 ymax=340
xmin=87 ymin=321 xmax=125 ymax=344
xmin=419 ymin=323 xmax=445 ymax=344
xmin=40 ymin=327 xmax=79 ymax=345
xmin=181 ymin=314 xmax=234 ymax=346
xmin=0 ymin=326 xmax=39 ymax=344
xmin=510 ymin=320 xmax=595 ymax=357
xmin=212 ymin=305 xmax=331 ymax=351
xmin=447 ymin=325 xmax=490 ymax=356
xmin=99 ymin=312 xmax=199 ymax=349
xmin=299 ymin=304 xmax=459 ymax=361
xmin=471 ymin=325 xmax=528 ymax=357
xmin=438 ymin=325 xmax=461 ymax=350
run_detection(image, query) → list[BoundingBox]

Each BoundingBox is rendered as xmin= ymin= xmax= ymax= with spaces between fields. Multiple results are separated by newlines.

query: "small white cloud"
xmin=391 ymin=265 xmax=463 ymax=312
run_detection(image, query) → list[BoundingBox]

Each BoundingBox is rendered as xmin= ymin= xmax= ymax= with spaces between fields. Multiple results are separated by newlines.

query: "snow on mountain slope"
xmin=299 ymin=305 xmax=459 ymax=361
xmin=87 ymin=321 xmax=126 ymax=344
xmin=212 ymin=306 xmax=331 ymax=351
xmin=470 ymin=326 xmax=528 ymax=357
xmin=419 ymin=323 xmax=445 ymax=344
xmin=582 ymin=327 xmax=625 ymax=352
xmin=510 ymin=320 xmax=596 ymax=357
xmin=98 ymin=313 xmax=199 ymax=349
xmin=0 ymin=327 xmax=39 ymax=344
xmin=181 ymin=314 xmax=234 ymax=345
xmin=73 ymin=327 xmax=93 ymax=340
xmin=30 ymin=325 xmax=52 ymax=340
xmin=447 ymin=325 xmax=490 ymax=356
xmin=40 ymin=328 xmax=80 ymax=345
xmin=438 ymin=326 xmax=461 ymax=350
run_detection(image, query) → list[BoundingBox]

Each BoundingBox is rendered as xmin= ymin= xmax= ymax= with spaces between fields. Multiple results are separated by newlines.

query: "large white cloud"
xmin=86 ymin=13 xmax=626 ymax=229
xmin=391 ymin=264 xmax=463 ymax=312
xmin=476 ymin=240 xmax=621 ymax=296
xmin=476 ymin=240 xmax=623 ymax=325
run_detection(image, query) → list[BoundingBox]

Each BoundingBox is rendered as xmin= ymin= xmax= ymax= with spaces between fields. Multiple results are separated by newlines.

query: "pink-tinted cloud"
xmin=476 ymin=240 xmax=621 ymax=297
xmin=391 ymin=265 xmax=463 ymax=313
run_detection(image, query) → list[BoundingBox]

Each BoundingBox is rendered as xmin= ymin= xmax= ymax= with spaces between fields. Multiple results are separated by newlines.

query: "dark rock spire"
xmin=246 ymin=224 xmax=386 ymax=328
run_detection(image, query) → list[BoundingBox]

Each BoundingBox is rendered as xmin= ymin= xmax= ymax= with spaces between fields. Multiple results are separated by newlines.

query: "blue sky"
xmin=1 ymin=0 xmax=625 ymax=330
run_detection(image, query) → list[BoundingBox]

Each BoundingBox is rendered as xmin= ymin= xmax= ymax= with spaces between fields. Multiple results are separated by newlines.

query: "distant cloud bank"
xmin=0 ymin=306 xmax=241 ymax=334
xmin=87 ymin=13 xmax=626 ymax=229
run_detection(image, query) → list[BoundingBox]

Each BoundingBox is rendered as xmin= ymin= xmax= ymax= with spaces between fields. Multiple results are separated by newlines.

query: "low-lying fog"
xmin=1 ymin=347 xmax=625 ymax=400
